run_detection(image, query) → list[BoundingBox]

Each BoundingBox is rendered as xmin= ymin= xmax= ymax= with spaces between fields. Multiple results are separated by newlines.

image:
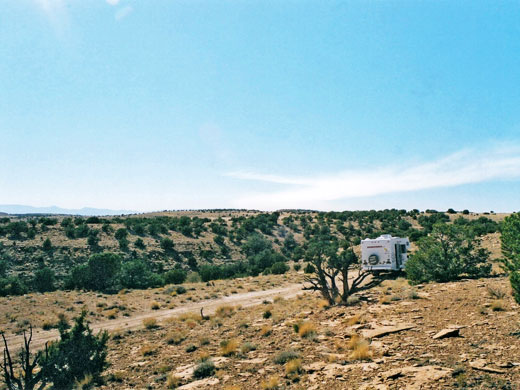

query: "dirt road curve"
xmin=2 ymin=283 xmax=305 ymax=352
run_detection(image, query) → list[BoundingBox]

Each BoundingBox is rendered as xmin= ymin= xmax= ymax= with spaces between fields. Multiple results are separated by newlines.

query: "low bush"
xmin=274 ymin=349 xmax=300 ymax=365
xmin=193 ymin=360 xmax=215 ymax=379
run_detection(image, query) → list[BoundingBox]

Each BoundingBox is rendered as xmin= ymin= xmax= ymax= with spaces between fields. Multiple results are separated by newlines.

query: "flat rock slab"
xmin=303 ymin=361 xmax=327 ymax=372
xmin=381 ymin=365 xmax=452 ymax=390
xmin=470 ymin=359 xmax=506 ymax=374
xmin=237 ymin=358 xmax=267 ymax=364
xmin=432 ymin=328 xmax=461 ymax=339
xmin=177 ymin=377 xmax=219 ymax=389
xmin=362 ymin=324 xmax=415 ymax=339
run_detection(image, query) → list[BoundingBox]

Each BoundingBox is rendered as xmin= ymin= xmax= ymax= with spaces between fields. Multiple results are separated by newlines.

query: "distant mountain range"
xmin=0 ymin=204 xmax=136 ymax=216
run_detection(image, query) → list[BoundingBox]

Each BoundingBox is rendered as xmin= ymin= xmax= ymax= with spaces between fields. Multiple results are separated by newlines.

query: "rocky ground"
xmin=92 ymin=275 xmax=519 ymax=390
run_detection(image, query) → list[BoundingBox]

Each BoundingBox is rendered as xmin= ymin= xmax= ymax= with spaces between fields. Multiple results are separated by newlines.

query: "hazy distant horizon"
xmin=0 ymin=203 xmax=514 ymax=217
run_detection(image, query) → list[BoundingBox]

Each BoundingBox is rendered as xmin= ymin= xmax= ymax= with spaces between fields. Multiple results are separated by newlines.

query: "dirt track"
xmin=2 ymin=283 xmax=305 ymax=352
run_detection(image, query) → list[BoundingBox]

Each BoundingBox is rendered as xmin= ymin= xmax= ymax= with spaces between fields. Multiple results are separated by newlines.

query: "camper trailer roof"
xmin=362 ymin=234 xmax=393 ymax=242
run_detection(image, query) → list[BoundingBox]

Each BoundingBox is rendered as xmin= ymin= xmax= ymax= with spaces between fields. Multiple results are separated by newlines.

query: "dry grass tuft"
xmin=260 ymin=324 xmax=272 ymax=337
xmin=177 ymin=312 xmax=202 ymax=323
xmin=298 ymin=321 xmax=316 ymax=339
xmin=318 ymin=299 xmax=330 ymax=310
xmin=347 ymin=314 xmax=363 ymax=326
xmin=166 ymin=373 xmax=182 ymax=389
xmin=142 ymin=317 xmax=159 ymax=329
xmin=240 ymin=342 xmax=257 ymax=354
xmin=350 ymin=342 xmax=372 ymax=361
xmin=348 ymin=334 xmax=372 ymax=361
xmin=491 ymin=300 xmax=506 ymax=311
xmin=140 ymin=343 xmax=157 ymax=356
xmin=216 ymin=304 xmax=236 ymax=318
xmin=487 ymin=286 xmax=506 ymax=299
xmin=224 ymin=386 xmax=241 ymax=390
xmin=220 ymin=339 xmax=239 ymax=356
xmin=285 ymin=358 xmax=302 ymax=376
xmin=260 ymin=375 xmax=279 ymax=390
xmin=150 ymin=301 xmax=161 ymax=310
xmin=108 ymin=370 xmax=126 ymax=383
xmin=166 ymin=330 xmax=187 ymax=345
xmin=105 ymin=308 xmax=119 ymax=319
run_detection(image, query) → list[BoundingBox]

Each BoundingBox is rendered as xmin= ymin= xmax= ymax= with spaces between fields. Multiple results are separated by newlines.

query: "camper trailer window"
xmin=400 ymin=244 xmax=407 ymax=253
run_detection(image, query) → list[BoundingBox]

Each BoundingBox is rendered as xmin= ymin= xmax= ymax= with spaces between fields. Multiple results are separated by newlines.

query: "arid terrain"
xmin=94 ymin=276 xmax=519 ymax=390
xmin=1 ymin=210 xmax=517 ymax=389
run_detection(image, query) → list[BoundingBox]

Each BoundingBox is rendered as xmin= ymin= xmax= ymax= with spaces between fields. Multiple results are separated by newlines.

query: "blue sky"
xmin=1 ymin=0 xmax=520 ymax=212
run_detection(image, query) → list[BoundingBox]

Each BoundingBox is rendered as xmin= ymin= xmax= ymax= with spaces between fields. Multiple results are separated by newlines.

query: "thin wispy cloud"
xmin=115 ymin=5 xmax=133 ymax=21
xmin=34 ymin=0 xmax=70 ymax=36
xmin=106 ymin=0 xmax=121 ymax=5
xmin=227 ymin=144 xmax=520 ymax=210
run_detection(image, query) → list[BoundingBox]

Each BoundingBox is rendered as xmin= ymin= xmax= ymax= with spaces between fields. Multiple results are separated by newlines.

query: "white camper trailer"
xmin=361 ymin=234 xmax=410 ymax=272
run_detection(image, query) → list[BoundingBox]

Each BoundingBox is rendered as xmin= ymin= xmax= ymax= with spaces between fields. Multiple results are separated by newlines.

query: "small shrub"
xmin=186 ymin=272 xmax=201 ymax=283
xmin=176 ymin=286 xmax=187 ymax=295
xmin=166 ymin=373 xmax=182 ymax=389
xmin=274 ymin=349 xmax=300 ymax=365
xmin=195 ymin=352 xmax=209 ymax=363
xmin=166 ymin=330 xmax=187 ymax=345
xmin=317 ymin=299 xmax=330 ymax=310
xmin=285 ymin=359 xmax=302 ymax=376
xmin=263 ymin=309 xmax=272 ymax=319
xmin=408 ymin=289 xmax=420 ymax=300
xmin=193 ymin=359 xmax=215 ymax=379
xmin=105 ymin=309 xmax=118 ymax=319
xmin=140 ymin=344 xmax=157 ymax=356
xmin=108 ymin=370 xmax=125 ymax=383
xmin=347 ymin=314 xmax=363 ymax=326
xmin=261 ymin=375 xmax=279 ymax=390
xmin=491 ymin=300 xmax=505 ymax=311
xmin=151 ymin=301 xmax=161 ymax=310
xmin=350 ymin=343 xmax=372 ymax=361
xmin=487 ymin=286 xmax=506 ymax=299
xmin=298 ymin=322 xmax=316 ymax=339
xmin=220 ymin=339 xmax=239 ymax=356
xmin=143 ymin=317 xmax=159 ymax=329
xmin=240 ymin=342 xmax=257 ymax=354
xmin=347 ymin=333 xmax=371 ymax=361
xmin=260 ymin=324 xmax=272 ymax=337
xmin=216 ymin=305 xmax=235 ymax=318
xmin=185 ymin=344 xmax=197 ymax=353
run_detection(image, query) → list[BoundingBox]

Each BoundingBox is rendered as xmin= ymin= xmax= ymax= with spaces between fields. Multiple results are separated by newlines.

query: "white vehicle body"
xmin=361 ymin=234 xmax=410 ymax=272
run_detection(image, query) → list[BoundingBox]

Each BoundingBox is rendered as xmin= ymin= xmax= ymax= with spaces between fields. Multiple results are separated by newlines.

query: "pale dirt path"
xmin=2 ymin=283 xmax=305 ymax=352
